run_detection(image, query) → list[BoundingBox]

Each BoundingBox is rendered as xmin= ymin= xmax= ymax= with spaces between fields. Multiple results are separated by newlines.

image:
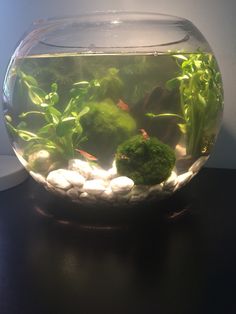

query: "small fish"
xmin=139 ymin=128 xmax=149 ymax=140
xmin=117 ymin=99 xmax=129 ymax=112
xmin=76 ymin=149 xmax=98 ymax=161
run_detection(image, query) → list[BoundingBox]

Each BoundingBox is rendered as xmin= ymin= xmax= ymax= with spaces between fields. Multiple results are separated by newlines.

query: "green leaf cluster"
xmin=5 ymin=67 xmax=131 ymax=165
xmin=146 ymin=53 xmax=223 ymax=157
xmin=70 ymin=67 xmax=124 ymax=103
xmin=7 ymin=71 xmax=90 ymax=161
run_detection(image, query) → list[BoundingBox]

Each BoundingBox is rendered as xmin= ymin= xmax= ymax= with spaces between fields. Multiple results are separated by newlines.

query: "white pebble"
xmin=163 ymin=171 xmax=178 ymax=190
xmin=68 ymin=159 xmax=92 ymax=178
xmin=112 ymin=159 xmax=117 ymax=169
xmin=47 ymin=170 xmax=71 ymax=190
xmin=79 ymin=192 xmax=96 ymax=202
xmin=67 ymin=187 xmax=80 ymax=199
xmin=110 ymin=176 xmax=134 ymax=194
xmin=131 ymin=185 xmax=149 ymax=196
xmin=149 ymin=184 xmax=163 ymax=194
xmin=129 ymin=192 xmax=149 ymax=203
xmin=54 ymin=188 xmax=67 ymax=197
xmin=107 ymin=160 xmax=118 ymax=179
xmin=56 ymin=169 xmax=85 ymax=187
xmin=116 ymin=193 xmax=131 ymax=202
xmin=82 ymin=179 xmax=107 ymax=195
xmin=107 ymin=167 xmax=118 ymax=179
xmin=46 ymin=182 xmax=67 ymax=197
xmin=189 ymin=156 xmax=209 ymax=173
xmin=100 ymin=188 xmax=115 ymax=201
xmin=80 ymin=192 xmax=89 ymax=198
xmin=90 ymin=166 xmax=110 ymax=180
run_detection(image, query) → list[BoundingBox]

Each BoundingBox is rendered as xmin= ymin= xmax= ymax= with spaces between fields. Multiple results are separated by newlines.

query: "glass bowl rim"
xmin=32 ymin=11 xmax=190 ymax=26
xmin=29 ymin=11 xmax=192 ymax=51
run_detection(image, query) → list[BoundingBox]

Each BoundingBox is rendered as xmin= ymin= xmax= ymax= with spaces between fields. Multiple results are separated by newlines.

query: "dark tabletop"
xmin=0 ymin=167 xmax=236 ymax=314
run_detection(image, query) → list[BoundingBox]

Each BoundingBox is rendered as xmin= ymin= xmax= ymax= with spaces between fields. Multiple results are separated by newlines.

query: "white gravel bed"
xmin=29 ymin=157 xmax=205 ymax=206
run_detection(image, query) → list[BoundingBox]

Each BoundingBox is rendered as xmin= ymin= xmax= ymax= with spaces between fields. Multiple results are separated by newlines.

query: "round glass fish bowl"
xmin=2 ymin=12 xmax=223 ymax=213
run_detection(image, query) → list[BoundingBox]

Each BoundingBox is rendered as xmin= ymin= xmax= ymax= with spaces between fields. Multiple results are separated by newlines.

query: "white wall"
xmin=1 ymin=0 xmax=235 ymax=168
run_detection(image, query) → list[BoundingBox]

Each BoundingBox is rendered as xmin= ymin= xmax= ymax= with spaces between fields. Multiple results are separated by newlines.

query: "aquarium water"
xmin=3 ymin=52 xmax=223 ymax=206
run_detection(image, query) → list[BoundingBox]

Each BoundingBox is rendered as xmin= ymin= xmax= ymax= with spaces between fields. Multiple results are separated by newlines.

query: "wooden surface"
xmin=0 ymin=168 xmax=236 ymax=314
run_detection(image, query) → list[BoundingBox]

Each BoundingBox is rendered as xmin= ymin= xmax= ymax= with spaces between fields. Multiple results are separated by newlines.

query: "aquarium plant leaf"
xmin=5 ymin=121 xmax=17 ymax=136
xmin=5 ymin=64 xmax=129 ymax=162
xmin=37 ymin=123 xmax=54 ymax=135
xmin=177 ymin=123 xmax=187 ymax=134
xmin=96 ymin=67 xmax=124 ymax=102
xmin=19 ymin=111 xmax=45 ymax=118
xmin=17 ymin=130 xmax=40 ymax=141
xmin=17 ymin=121 xmax=27 ymax=130
xmin=165 ymin=78 xmax=180 ymax=90
xmin=70 ymin=81 xmax=90 ymax=100
xmin=63 ymin=98 xmax=76 ymax=116
xmin=73 ymin=81 xmax=90 ymax=86
xmin=28 ymin=86 xmax=46 ymax=105
xmin=108 ymin=67 xmax=119 ymax=75
xmin=51 ymin=82 xmax=58 ymax=92
xmin=146 ymin=112 xmax=185 ymax=121
xmin=172 ymin=54 xmax=188 ymax=61
xmin=74 ymin=123 xmax=83 ymax=135
xmin=56 ymin=119 xmax=75 ymax=137
xmin=47 ymin=106 xmax=61 ymax=118
xmin=44 ymin=83 xmax=59 ymax=105
xmin=145 ymin=53 xmax=223 ymax=158
xmin=5 ymin=115 xmax=12 ymax=123
xmin=92 ymin=79 xmax=100 ymax=87
xmin=61 ymin=117 xmax=76 ymax=122
xmin=19 ymin=71 xmax=38 ymax=87
xmin=77 ymin=106 xmax=90 ymax=119
xmin=198 ymin=94 xmax=207 ymax=107
xmin=45 ymin=92 xmax=59 ymax=105
xmin=171 ymin=53 xmax=223 ymax=157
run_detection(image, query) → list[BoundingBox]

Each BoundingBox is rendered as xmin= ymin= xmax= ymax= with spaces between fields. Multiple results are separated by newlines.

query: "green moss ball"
xmin=80 ymin=99 xmax=136 ymax=163
xmin=116 ymin=135 xmax=176 ymax=185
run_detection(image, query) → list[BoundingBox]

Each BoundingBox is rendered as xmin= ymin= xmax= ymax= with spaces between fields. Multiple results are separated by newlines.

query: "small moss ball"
xmin=116 ymin=135 xmax=176 ymax=185
xmin=80 ymin=99 xmax=136 ymax=163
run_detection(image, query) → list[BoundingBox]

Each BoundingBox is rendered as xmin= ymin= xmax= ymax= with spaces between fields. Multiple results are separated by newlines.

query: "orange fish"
xmin=76 ymin=149 xmax=98 ymax=161
xmin=117 ymin=99 xmax=129 ymax=112
xmin=139 ymin=128 xmax=149 ymax=140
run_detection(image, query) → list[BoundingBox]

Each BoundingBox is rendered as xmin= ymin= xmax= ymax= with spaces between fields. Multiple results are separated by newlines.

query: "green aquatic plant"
xmin=5 ymin=67 xmax=130 ymax=165
xmin=115 ymin=135 xmax=175 ymax=185
xmin=96 ymin=67 xmax=124 ymax=102
xmin=70 ymin=67 xmax=124 ymax=103
xmin=146 ymin=53 xmax=223 ymax=158
xmin=5 ymin=71 xmax=90 ymax=162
